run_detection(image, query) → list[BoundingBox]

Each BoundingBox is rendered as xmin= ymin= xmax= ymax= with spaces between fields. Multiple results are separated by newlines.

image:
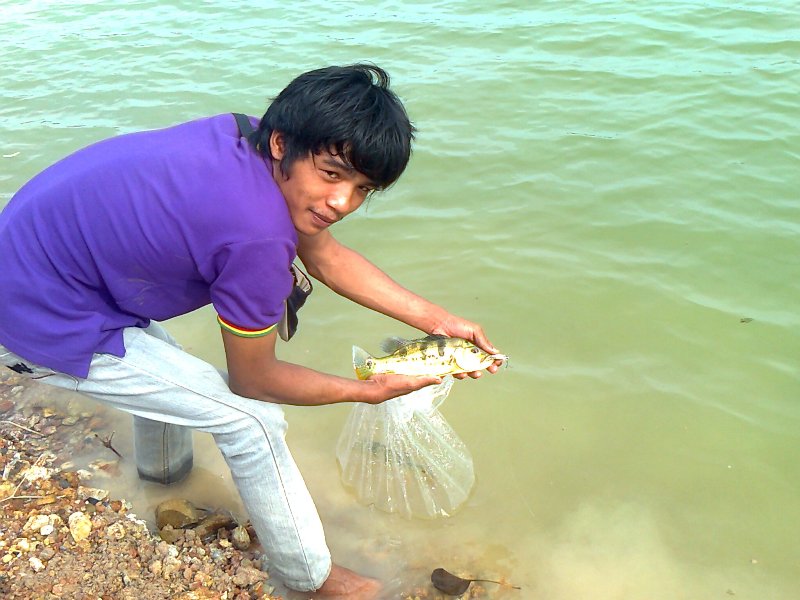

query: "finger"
xmin=409 ymin=376 xmax=441 ymax=389
xmin=453 ymin=372 xmax=469 ymax=380
xmin=471 ymin=328 xmax=498 ymax=354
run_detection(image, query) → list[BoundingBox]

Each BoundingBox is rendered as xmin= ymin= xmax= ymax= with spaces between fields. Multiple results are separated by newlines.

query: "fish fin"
xmin=352 ymin=346 xmax=375 ymax=380
xmin=419 ymin=334 xmax=449 ymax=342
xmin=379 ymin=336 xmax=411 ymax=354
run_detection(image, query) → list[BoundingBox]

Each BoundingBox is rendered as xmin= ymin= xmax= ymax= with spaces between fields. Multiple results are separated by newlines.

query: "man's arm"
xmin=297 ymin=229 xmax=446 ymax=332
xmin=297 ymin=230 xmax=502 ymax=377
xmin=221 ymin=327 xmax=440 ymax=406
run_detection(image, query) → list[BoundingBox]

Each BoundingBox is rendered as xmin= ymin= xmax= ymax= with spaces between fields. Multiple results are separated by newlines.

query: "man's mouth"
xmin=310 ymin=210 xmax=337 ymax=226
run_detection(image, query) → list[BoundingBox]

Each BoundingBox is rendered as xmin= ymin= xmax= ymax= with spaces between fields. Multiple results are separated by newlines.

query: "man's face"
xmin=269 ymin=132 xmax=377 ymax=236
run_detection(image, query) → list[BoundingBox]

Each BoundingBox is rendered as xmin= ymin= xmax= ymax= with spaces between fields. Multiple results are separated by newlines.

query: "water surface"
xmin=2 ymin=1 xmax=799 ymax=597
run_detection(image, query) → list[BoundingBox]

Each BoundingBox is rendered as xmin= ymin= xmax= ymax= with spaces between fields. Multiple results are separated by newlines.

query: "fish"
xmin=352 ymin=334 xmax=507 ymax=380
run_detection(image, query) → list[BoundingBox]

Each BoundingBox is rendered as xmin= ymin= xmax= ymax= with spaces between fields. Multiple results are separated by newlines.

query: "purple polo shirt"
xmin=0 ymin=114 xmax=297 ymax=378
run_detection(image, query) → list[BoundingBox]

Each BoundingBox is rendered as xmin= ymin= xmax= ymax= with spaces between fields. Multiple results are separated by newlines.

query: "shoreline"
xmin=0 ymin=371 xmax=282 ymax=600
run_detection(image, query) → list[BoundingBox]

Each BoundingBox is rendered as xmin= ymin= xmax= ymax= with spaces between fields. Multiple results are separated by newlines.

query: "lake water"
xmin=2 ymin=1 xmax=799 ymax=598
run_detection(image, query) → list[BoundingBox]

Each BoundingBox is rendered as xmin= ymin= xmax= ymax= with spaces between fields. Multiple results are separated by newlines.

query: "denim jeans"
xmin=0 ymin=323 xmax=331 ymax=591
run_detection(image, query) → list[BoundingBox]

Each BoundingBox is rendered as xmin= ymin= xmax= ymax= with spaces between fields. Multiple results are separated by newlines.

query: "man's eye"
xmin=359 ymin=186 xmax=374 ymax=194
xmin=323 ymin=170 xmax=340 ymax=180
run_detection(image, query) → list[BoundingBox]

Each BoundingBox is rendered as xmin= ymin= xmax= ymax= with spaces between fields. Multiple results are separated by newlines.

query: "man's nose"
xmin=326 ymin=184 xmax=356 ymax=212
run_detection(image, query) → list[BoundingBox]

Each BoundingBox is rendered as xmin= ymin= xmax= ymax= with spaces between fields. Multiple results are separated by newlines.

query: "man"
xmin=0 ymin=64 xmax=501 ymax=598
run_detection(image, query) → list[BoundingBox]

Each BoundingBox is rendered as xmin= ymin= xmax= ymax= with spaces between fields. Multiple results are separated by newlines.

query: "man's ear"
xmin=269 ymin=131 xmax=285 ymax=161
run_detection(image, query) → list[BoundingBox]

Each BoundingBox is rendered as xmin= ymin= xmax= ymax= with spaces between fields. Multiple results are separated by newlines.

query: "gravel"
xmin=0 ymin=371 xmax=281 ymax=600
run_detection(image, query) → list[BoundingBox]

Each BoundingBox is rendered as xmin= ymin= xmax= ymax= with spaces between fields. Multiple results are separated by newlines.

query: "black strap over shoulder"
xmin=232 ymin=113 xmax=259 ymax=148
xmin=230 ymin=112 xmax=312 ymax=341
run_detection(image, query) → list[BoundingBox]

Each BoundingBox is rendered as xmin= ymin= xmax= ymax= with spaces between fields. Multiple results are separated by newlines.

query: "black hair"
xmin=255 ymin=64 xmax=415 ymax=190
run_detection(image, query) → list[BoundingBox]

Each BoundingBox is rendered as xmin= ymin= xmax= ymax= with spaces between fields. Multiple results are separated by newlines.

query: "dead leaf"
xmin=431 ymin=567 xmax=521 ymax=595
xmin=431 ymin=568 xmax=471 ymax=595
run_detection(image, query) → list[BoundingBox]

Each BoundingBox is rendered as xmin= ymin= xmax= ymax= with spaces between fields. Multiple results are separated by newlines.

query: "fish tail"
xmin=352 ymin=345 xmax=375 ymax=380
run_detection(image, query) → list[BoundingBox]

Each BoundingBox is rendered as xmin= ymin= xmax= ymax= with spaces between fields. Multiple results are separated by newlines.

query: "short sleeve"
xmin=207 ymin=239 xmax=295 ymax=337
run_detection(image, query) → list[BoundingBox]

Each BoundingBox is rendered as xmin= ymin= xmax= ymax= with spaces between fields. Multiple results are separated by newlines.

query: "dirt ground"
xmin=0 ymin=370 xmax=281 ymax=600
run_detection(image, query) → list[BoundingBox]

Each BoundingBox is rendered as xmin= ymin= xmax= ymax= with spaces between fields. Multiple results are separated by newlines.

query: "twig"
xmin=95 ymin=431 xmax=123 ymax=459
xmin=0 ymin=494 xmax=66 ymax=504
xmin=0 ymin=452 xmax=48 ymax=502
xmin=1 ymin=419 xmax=45 ymax=436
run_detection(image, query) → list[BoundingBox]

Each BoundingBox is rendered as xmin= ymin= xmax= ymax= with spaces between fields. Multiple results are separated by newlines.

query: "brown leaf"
xmin=431 ymin=567 xmax=521 ymax=596
xmin=431 ymin=568 xmax=471 ymax=595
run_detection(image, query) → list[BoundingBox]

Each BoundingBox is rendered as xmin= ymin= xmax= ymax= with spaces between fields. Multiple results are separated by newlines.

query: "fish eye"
xmin=470 ymin=347 xmax=479 ymax=353
xmin=366 ymin=359 xmax=374 ymax=367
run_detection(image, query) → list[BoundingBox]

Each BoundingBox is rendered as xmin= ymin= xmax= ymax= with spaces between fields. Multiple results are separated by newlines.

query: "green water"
xmin=2 ymin=1 xmax=799 ymax=597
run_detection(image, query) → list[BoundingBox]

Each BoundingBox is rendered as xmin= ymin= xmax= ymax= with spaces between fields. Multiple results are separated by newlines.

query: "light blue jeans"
xmin=0 ymin=323 xmax=331 ymax=591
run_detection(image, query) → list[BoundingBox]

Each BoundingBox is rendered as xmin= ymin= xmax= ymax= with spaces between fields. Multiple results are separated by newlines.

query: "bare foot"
xmin=311 ymin=564 xmax=382 ymax=599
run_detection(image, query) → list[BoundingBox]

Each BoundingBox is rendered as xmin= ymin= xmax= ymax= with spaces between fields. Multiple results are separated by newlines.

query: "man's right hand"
xmin=359 ymin=373 xmax=442 ymax=404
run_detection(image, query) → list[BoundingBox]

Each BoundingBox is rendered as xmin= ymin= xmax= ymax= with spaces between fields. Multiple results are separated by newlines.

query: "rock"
xmin=173 ymin=590 xmax=222 ymax=600
xmin=231 ymin=524 xmax=250 ymax=550
xmin=39 ymin=547 xmax=56 ymax=561
xmin=29 ymin=556 xmax=45 ymax=572
xmin=149 ymin=559 xmax=163 ymax=576
xmin=232 ymin=565 xmax=268 ymax=587
xmin=159 ymin=525 xmax=185 ymax=544
xmin=155 ymin=498 xmax=201 ymax=530
xmin=163 ymin=555 xmax=182 ymax=579
xmin=193 ymin=512 xmax=235 ymax=540
xmin=106 ymin=522 xmax=126 ymax=541
xmin=23 ymin=514 xmax=50 ymax=533
xmin=22 ymin=465 xmax=52 ymax=481
xmin=77 ymin=486 xmax=109 ymax=502
xmin=16 ymin=538 xmax=31 ymax=552
xmin=33 ymin=495 xmax=58 ymax=506
xmin=67 ymin=511 xmax=92 ymax=542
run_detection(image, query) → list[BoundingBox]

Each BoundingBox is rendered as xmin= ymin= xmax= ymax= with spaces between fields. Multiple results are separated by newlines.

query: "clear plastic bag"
xmin=336 ymin=376 xmax=475 ymax=519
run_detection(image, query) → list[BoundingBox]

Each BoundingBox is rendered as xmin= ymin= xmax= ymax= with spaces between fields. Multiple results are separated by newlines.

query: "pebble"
xmin=106 ymin=522 xmax=126 ymax=541
xmin=149 ymin=559 xmax=163 ymax=576
xmin=232 ymin=565 xmax=268 ymax=587
xmin=24 ymin=514 xmax=50 ymax=533
xmin=231 ymin=525 xmax=250 ymax=551
xmin=67 ymin=511 xmax=92 ymax=542
xmin=163 ymin=555 xmax=182 ymax=578
xmin=39 ymin=547 xmax=55 ymax=561
xmin=78 ymin=485 xmax=109 ymax=502
xmin=23 ymin=465 xmax=53 ymax=482
xmin=28 ymin=556 xmax=45 ymax=572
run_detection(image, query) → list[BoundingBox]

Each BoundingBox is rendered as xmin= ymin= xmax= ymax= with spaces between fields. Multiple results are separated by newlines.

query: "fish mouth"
xmin=490 ymin=353 xmax=509 ymax=363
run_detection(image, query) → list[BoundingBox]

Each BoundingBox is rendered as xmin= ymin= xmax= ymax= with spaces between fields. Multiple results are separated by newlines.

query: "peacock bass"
xmin=352 ymin=334 xmax=507 ymax=380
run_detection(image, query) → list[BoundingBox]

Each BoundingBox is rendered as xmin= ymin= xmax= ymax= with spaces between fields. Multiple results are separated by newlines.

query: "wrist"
xmin=420 ymin=306 xmax=452 ymax=335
